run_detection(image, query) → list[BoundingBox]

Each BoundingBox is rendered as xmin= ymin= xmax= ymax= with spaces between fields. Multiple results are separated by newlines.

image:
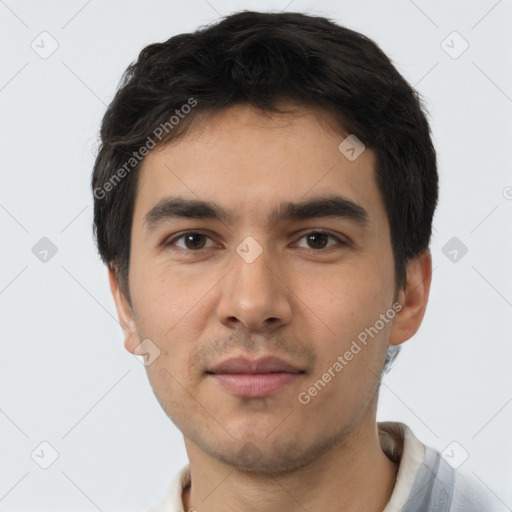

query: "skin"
xmin=109 ymin=103 xmax=432 ymax=512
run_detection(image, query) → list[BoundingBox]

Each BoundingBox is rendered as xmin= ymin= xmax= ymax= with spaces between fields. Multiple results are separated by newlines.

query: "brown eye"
xmin=296 ymin=231 xmax=345 ymax=250
xmin=306 ymin=232 xmax=329 ymax=249
xmin=183 ymin=233 xmax=207 ymax=249
xmin=167 ymin=232 xmax=214 ymax=251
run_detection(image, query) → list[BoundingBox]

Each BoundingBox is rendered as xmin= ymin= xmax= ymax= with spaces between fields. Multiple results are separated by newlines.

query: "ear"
xmin=108 ymin=267 xmax=139 ymax=354
xmin=389 ymin=249 xmax=432 ymax=346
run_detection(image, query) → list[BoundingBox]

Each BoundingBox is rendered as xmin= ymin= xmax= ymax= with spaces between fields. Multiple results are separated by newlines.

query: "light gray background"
xmin=1 ymin=0 xmax=511 ymax=510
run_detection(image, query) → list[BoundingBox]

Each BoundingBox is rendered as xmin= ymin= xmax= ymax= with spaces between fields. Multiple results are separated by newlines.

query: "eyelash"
xmin=165 ymin=230 xmax=348 ymax=252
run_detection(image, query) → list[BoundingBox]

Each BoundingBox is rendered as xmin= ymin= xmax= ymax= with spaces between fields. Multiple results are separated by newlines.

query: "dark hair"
xmin=92 ymin=10 xmax=438 ymax=300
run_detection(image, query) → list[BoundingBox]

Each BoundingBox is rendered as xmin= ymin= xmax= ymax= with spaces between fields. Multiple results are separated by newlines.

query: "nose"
xmin=216 ymin=242 xmax=293 ymax=332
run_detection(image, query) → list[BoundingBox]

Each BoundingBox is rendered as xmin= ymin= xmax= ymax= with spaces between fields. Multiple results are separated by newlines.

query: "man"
xmin=92 ymin=11 xmax=504 ymax=512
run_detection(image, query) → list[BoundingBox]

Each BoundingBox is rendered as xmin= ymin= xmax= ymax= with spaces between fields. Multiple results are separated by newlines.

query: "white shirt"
xmin=147 ymin=422 xmax=507 ymax=512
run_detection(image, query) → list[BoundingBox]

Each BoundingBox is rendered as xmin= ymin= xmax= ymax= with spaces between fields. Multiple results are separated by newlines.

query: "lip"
xmin=206 ymin=356 xmax=304 ymax=398
xmin=207 ymin=356 xmax=303 ymax=375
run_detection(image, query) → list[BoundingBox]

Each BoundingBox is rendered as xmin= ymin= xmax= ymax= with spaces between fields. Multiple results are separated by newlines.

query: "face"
xmin=111 ymin=104 xmax=425 ymax=473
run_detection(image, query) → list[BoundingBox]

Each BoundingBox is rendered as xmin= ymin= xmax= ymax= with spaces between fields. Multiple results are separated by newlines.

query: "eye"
xmin=166 ymin=232 xmax=216 ymax=251
xmin=165 ymin=230 xmax=347 ymax=252
xmin=295 ymin=231 xmax=346 ymax=250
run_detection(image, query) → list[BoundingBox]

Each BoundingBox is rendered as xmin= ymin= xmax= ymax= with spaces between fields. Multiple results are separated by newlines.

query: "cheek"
xmin=295 ymin=261 xmax=392 ymax=334
xmin=294 ymin=261 xmax=394 ymax=394
xmin=296 ymin=287 xmax=392 ymax=418
xmin=127 ymin=268 xmax=202 ymax=385
xmin=130 ymin=259 xmax=214 ymax=332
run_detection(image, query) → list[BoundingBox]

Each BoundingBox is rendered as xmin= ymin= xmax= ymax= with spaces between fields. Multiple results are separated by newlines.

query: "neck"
xmin=182 ymin=407 xmax=398 ymax=512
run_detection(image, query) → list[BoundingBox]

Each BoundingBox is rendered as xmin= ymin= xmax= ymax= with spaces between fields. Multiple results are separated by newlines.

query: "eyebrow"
xmin=143 ymin=195 xmax=369 ymax=232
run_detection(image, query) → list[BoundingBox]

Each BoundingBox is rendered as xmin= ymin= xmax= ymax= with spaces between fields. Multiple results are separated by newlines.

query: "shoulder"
xmin=378 ymin=422 xmax=508 ymax=512
xmin=406 ymin=445 xmax=508 ymax=512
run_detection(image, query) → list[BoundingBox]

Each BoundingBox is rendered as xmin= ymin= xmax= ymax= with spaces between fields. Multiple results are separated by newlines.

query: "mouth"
xmin=206 ymin=356 xmax=305 ymax=398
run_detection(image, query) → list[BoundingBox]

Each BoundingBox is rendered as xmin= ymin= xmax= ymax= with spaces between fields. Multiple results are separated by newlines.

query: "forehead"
xmin=133 ymin=103 xmax=386 ymax=230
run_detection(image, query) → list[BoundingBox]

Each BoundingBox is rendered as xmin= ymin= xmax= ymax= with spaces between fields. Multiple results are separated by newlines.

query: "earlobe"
xmin=389 ymin=249 xmax=433 ymax=346
xmin=108 ymin=267 xmax=139 ymax=354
